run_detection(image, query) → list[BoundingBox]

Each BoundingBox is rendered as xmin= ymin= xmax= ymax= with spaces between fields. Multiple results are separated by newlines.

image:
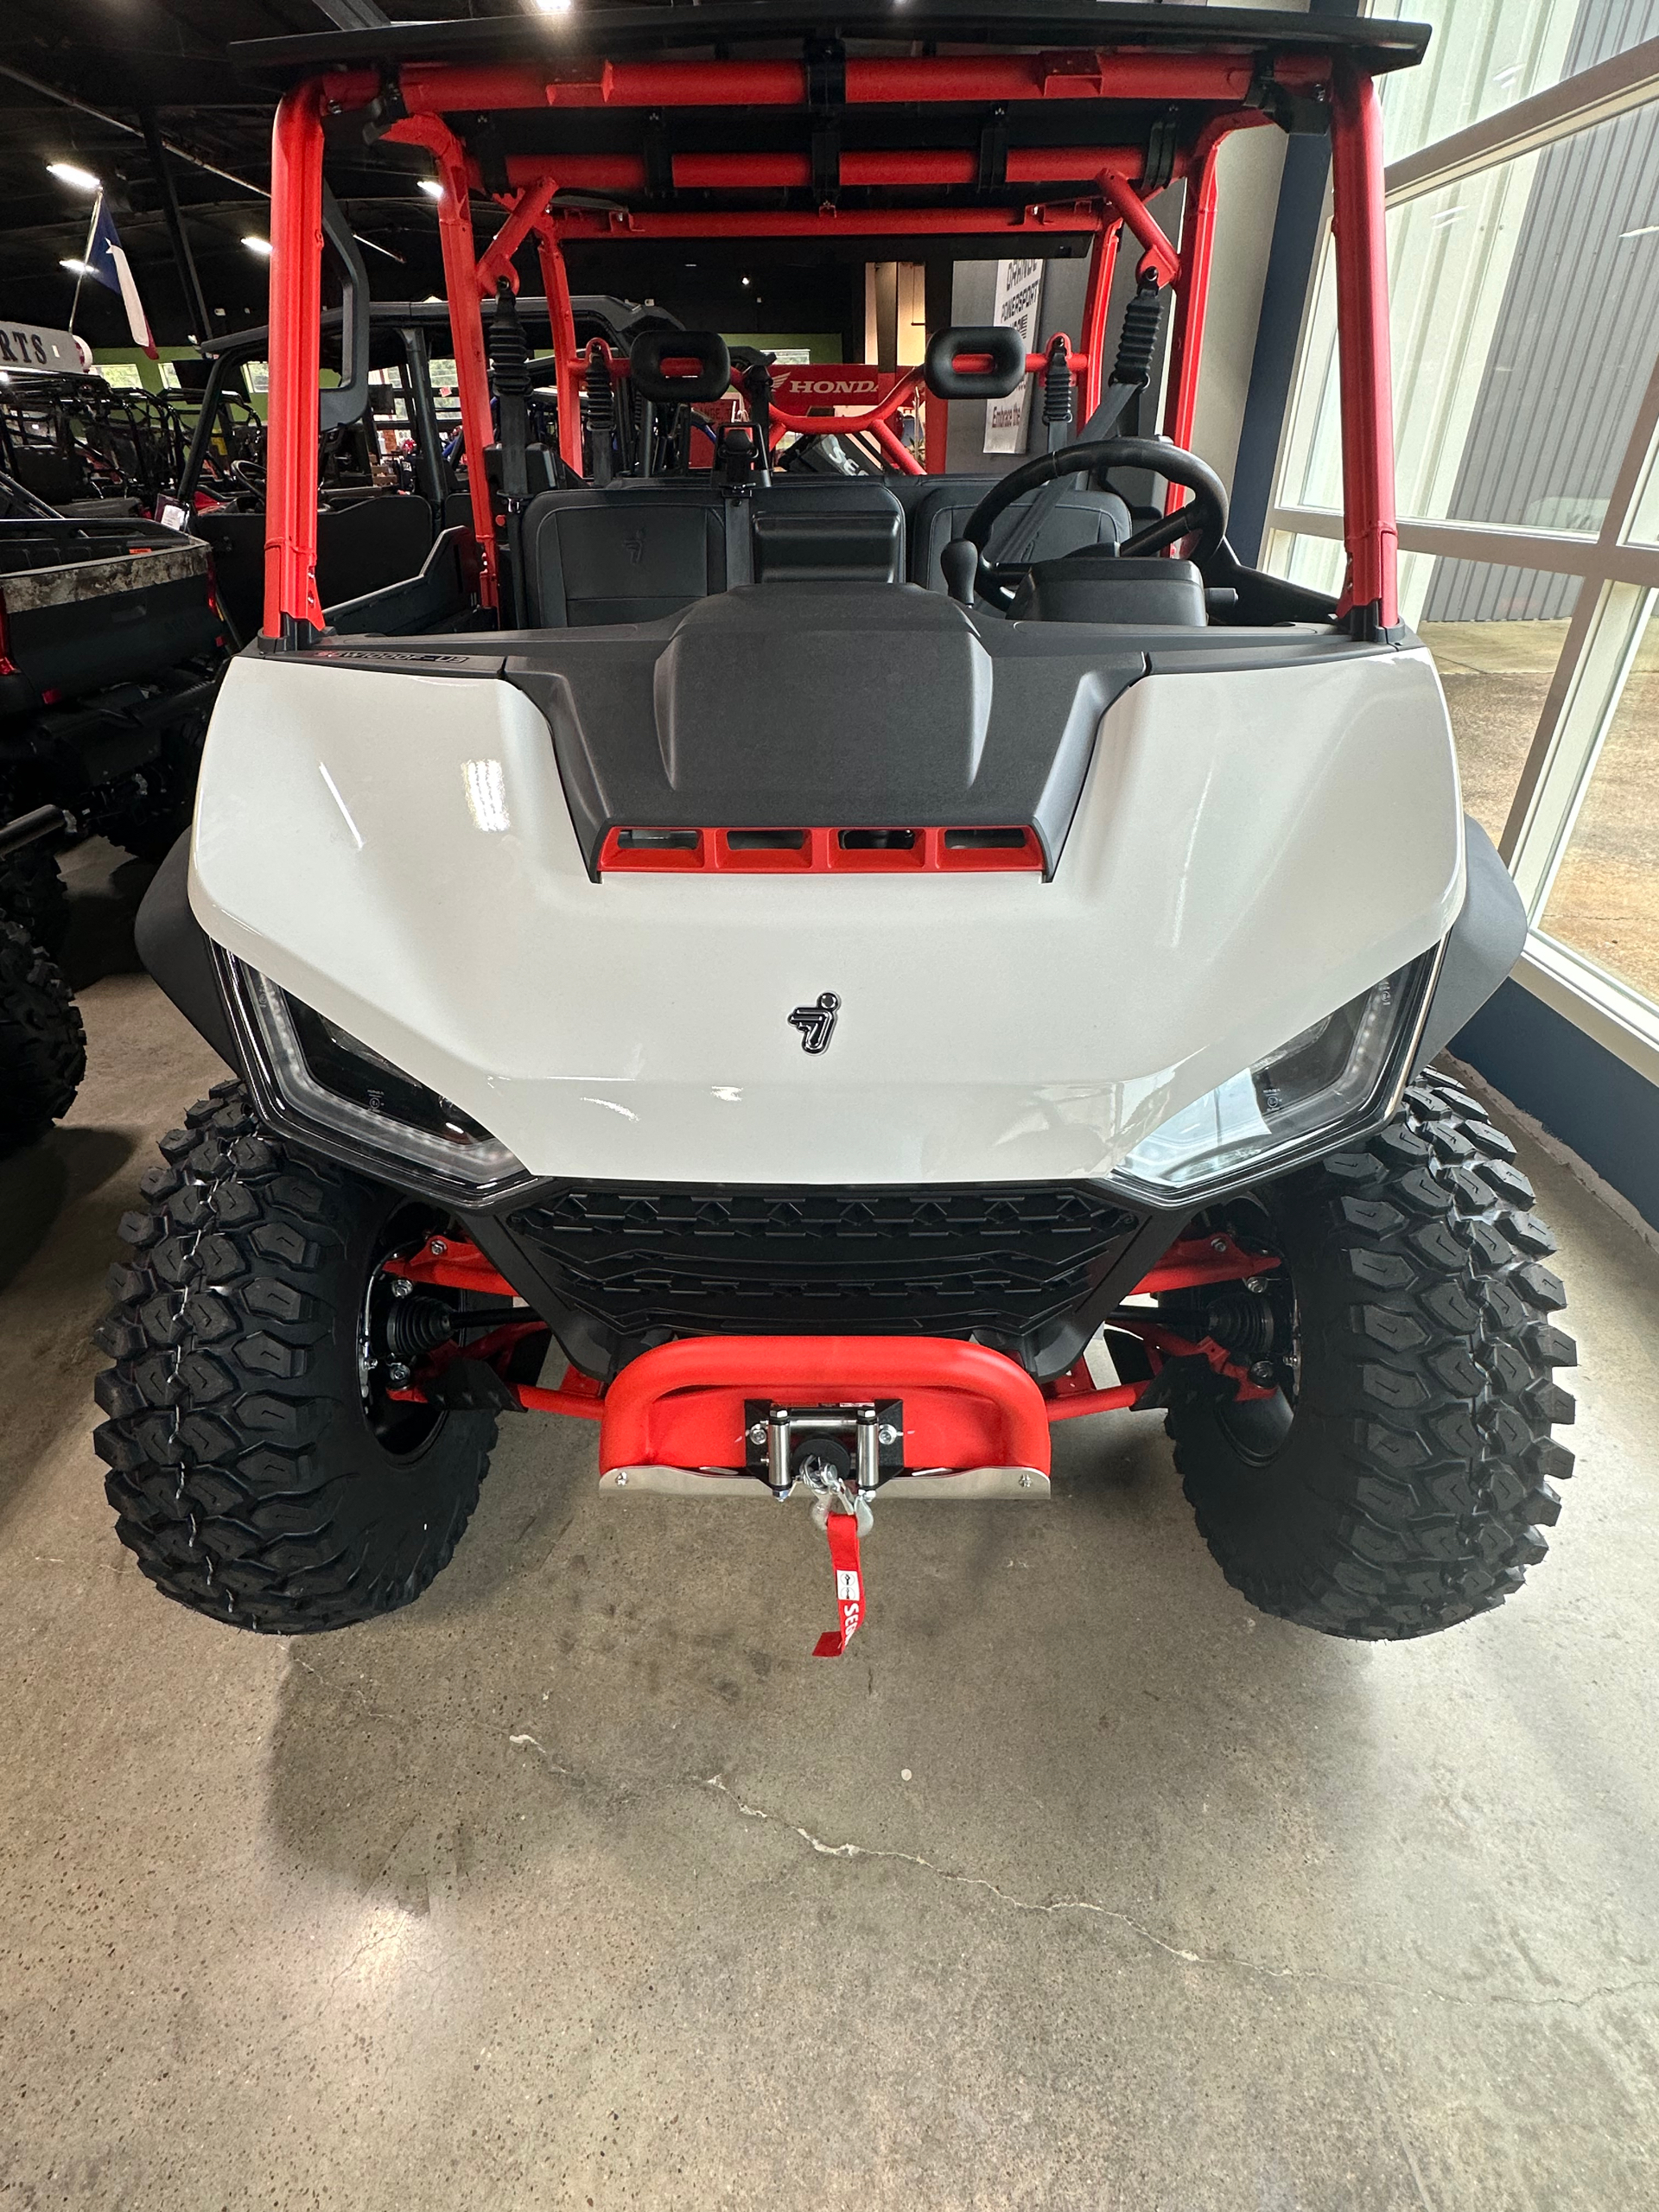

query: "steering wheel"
xmin=959 ymin=437 xmax=1228 ymax=609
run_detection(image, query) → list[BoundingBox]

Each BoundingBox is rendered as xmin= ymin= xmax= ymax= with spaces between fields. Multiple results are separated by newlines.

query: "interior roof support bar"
xmin=1161 ymin=140 xmax=1221 ymax=497
xmin=1095 ymin=168 xmax=1180 ymax=284
xmin=475 ymin=174 xmax=559 ymax=296
xmin=531 ymin=219 xmax=583 ymax=475
xmin=387 ymin=114 xmax=499 ymax=610
xmin=1329 ymin=60 xmax=1399 ymax=634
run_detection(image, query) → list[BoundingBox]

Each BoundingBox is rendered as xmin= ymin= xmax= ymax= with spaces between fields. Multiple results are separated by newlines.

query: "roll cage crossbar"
xmin=250 ymin=6 xmax=1410 ymax=646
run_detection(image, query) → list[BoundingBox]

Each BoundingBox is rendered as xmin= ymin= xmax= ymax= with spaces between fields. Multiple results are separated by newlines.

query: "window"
xmin=1539 ymin=600 xmax=1659 ymax=998
xmin=1370 ymin=0 xmax=1656 ymax=163
xmin=1420 ymin=568 xmax=1583 ymax=842
xmin=1265 ymin=0 xmax=1659 ymax=1060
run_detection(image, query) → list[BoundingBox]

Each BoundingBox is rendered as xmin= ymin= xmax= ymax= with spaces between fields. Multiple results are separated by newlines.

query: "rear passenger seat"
xmin=522 ymin=476 xmax=903 ymax=625
xmin=522 ymin=483 xmax=727 ymax=626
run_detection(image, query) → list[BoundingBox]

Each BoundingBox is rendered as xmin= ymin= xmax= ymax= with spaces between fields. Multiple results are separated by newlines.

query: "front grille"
xmin=503 ymin=1182 xmax=1139 ymax=1347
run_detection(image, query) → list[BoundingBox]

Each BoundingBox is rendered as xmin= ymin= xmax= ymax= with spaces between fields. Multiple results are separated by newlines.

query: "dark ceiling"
xmin=0 ymin=0 xmax=929 ymax=353
xmin=0 ymin=3 xmax=535 ymax=345
xmin=4 ymin=0 xmax=1181 ymax=357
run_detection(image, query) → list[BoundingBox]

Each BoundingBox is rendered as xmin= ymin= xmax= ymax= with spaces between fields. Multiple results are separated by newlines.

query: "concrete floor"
xmin=3 ymin=850 xmax=1659 ymax=2212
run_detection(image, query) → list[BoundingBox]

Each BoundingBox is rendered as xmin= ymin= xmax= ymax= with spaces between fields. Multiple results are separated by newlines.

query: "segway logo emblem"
xmin=788 ymin=992 xmax=840 ymax=1054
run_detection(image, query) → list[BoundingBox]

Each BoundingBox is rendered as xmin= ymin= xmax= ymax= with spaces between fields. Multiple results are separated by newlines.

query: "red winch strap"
xmin=812 ymin=1509 xmax=865 ymax=1658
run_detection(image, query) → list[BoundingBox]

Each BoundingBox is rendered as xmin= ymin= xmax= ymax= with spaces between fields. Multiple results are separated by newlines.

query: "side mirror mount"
xmin=317 ymin=187 xmax=371 ymax=433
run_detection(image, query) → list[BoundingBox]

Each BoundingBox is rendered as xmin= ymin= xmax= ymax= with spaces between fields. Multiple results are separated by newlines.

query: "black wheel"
xmin=0 ymin=918 xmax=86 ymax=1148
xmin=101 ymin=710 xmax=207 ymax=864
xmin=92 ymin=1081 xmax=501 ymax=1633
xmin=1160 ymin=1069 xmax=1576 ymax=1640
xmin=0 ymin=845 xmax=69 ymax=958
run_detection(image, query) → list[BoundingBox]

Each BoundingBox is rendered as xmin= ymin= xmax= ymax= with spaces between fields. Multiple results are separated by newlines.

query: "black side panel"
xmin=134 ymin=832 xmax=240 ymax=1071
xmin=315 ymin=493 xmax=435 ymax=610
xmin=1203 ymin=536 xmax=1340 ymax=626
xmin=326 ymin=526 xmax=470 ymax=636
xmin=1415 ymin=816 xmax=1528 ymax=1066
xmin=194 ymin=511 xmax=264 ymax=641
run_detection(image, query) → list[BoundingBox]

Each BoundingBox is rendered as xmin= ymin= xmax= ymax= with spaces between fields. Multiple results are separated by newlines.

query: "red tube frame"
xmin=1330 ymin=62 xmax=1399 ymax=629
xmin=384 ymin=115 xmax=499 ymax=611
xmin=534 ymin=223 xmax=584 ymax=476
xmin=1160 ymin=142 xmax=1220 ymax=512
xmin=264 ymin=82 xmax=327 ymax=639
xmin=376 ymin=53 xmax=1304 ymax=118
xmin=502 ymin=148 xmax=1156 ymax=194
xmin=261 ymin=43 xmax=1393 ymax=645
xmin=599 ymin=1335 xmax=1053 ymax=1480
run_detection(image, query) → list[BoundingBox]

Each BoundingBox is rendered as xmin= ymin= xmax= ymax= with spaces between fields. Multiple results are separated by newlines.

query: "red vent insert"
xmin=599 ymin=826 xmax=1045 ymax=874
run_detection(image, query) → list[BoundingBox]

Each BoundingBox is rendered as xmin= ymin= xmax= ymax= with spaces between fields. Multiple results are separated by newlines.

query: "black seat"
xmin=523 ymin=482 xmax=726 ymax=626
xmin=750 ymin=479 xmax=904 ymax=585
xmin=906 ymin=476 xmax=1131 ymax=590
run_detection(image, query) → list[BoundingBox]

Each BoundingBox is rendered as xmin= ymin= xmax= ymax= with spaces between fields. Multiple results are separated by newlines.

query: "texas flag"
xmin=79 ymin=194 xmax=156 ymax=358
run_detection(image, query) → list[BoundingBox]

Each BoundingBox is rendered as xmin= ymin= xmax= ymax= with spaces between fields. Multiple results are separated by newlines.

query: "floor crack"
xmin=702 ymin=1773 xmax=1208 ymax=1961
xmin=508 ymin=1732 xmax=572 ymax=1776
xmin=701 ymin=1775 xmax=1659 ymax=2013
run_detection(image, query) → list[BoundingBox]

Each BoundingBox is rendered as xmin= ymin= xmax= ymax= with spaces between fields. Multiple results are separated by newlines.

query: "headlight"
xmin=1110 ymin=957 xmax=1434 ymax=1202
xmin=238 ymin=964 xmax=524 ymax=1189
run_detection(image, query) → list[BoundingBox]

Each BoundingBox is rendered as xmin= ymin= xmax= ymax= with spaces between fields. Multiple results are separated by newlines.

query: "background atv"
xmin=0 ymin=469 xmax=225 ymax=907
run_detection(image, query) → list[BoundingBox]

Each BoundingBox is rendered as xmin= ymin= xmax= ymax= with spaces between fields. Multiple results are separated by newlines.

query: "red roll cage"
xmin=241 ymin=5 xmax=1417 ymax=646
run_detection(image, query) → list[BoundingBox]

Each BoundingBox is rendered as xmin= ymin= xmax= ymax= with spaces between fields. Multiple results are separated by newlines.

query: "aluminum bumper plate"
xmin=598 ymin=1466 xmax=1049 ymax=1499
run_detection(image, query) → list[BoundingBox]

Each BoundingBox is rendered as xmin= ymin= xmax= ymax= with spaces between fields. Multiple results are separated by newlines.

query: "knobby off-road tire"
xmin=93 ymin=1082 xmax=498 ymax=1632
xmin=0 ymin=918 xmax=85 ymax=1147
xmin=1166 ymin=1069 xmax=1576 ymax=1640
xmin=0 ymin=846 xmax=70 ymax=958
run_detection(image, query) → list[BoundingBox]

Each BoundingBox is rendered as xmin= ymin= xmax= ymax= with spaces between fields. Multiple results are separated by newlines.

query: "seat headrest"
xmin=924 ymin=326 xmax=1028 ymax=400
xmin=630 ymin=328 xmax=732 ymax=404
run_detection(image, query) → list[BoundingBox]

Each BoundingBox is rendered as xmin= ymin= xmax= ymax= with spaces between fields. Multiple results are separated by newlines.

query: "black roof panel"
xmin=231 ymin=3 xmax=1430 ymax=88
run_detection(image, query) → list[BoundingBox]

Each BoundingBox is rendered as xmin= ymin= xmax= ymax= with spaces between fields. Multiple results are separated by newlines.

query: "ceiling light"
xmin=48 ymin=161 xmax=102 ymax=193
xmin=243 ymin=236 xmax=273 ymax=257
xmin=60 ymin=257 xmax=92 ymax=276
xmin=419 ymin=179 xmax=444 ymax=200
xmin=741 ymin=275 xmax=751 ymax=287
xmin=530 ymin=0 xmax=574 ymax=14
